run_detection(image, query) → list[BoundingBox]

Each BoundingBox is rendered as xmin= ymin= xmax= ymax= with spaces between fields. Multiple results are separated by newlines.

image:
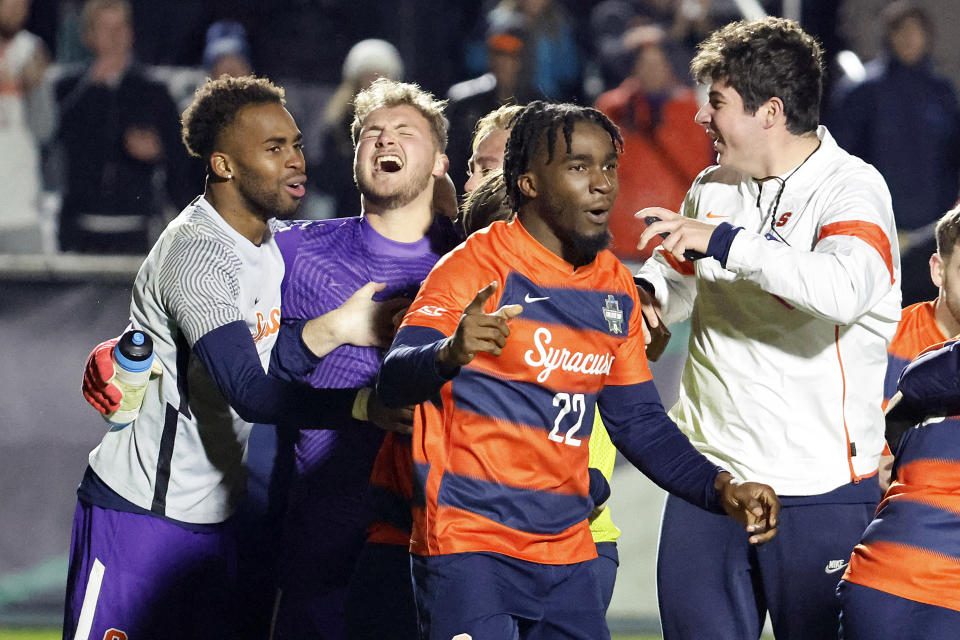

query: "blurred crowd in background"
xmin=2 ymin=0 xmax=959 ymax=305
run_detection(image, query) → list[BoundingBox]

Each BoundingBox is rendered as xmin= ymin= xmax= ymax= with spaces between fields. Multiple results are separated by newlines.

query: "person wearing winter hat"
xmin=315 ymin=38 xmax=405 ymax=216
xmin=203 ymin=20 xmax=252 ymax=79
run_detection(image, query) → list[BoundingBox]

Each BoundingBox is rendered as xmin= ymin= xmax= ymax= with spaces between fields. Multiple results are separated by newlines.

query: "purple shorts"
xmin=62 ymin=500 xmax=238 ymax=640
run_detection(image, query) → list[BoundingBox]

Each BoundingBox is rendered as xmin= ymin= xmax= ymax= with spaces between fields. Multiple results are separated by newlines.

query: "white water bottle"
xmin=105 ymin=330 xmax=154 ymax=427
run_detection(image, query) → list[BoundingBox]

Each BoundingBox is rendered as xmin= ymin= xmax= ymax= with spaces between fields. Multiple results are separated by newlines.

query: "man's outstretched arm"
xmin=599 ymin=381 xmax=779 ymax=545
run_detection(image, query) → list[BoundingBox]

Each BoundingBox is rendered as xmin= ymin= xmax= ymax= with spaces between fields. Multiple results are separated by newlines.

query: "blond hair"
xmin=350 ymin=78 xmax=448 ymax=150
xmin=471 ymin=103 xmax=524 ymax=152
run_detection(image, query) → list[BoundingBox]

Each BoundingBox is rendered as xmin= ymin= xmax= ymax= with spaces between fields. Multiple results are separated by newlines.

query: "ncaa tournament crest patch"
xmin=602 ymin=295 xmax=623 ymax=334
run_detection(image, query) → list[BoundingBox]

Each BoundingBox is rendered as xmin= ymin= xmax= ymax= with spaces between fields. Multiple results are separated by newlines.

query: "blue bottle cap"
xmin=114 ymin=347 xmax=153 ymax=373
xmin=114 ymin=330 xmax=154 ymax=373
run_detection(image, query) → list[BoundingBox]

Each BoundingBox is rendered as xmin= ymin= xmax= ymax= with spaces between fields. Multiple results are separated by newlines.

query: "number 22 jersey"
xmin=388 ymin=219 xmax=722 ymax=565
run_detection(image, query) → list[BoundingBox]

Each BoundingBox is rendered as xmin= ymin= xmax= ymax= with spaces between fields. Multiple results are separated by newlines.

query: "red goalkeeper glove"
xmin=82 ymin=338 xmax=122 ymax=415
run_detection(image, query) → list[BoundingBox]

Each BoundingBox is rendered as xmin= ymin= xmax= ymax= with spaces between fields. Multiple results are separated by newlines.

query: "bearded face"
xmin=353 ymin=104 xmax=442 ymax=211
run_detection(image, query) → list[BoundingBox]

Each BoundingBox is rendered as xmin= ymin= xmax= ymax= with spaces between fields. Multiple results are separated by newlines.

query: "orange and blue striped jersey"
xmin=842 ymin=410 xmax=960 ymax=611
xmin=364 ymin=398 xmax=623 ymax=548
xmin=883 ymin=301 xmax=945 ymax=406
xmin=365 ymin=432 xmax=414 ymax=546
xmin=378 ymin=219 xmax=724 ymax=565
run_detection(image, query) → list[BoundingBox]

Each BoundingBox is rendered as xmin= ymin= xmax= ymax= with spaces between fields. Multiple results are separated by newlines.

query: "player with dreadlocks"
xmin=376 ymin=100 xmax=781 ymax=639
xmin=459 ymin=164 xmax=623 ymax=615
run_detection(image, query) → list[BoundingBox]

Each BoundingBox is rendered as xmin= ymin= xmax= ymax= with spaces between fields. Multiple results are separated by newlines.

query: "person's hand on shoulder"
xmin=303 ymin=282 xmax=411 ymax=356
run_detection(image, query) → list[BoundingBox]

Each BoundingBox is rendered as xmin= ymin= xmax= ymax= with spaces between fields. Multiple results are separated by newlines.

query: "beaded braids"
xmin=502 ymin=101 xmax=623 ymax=211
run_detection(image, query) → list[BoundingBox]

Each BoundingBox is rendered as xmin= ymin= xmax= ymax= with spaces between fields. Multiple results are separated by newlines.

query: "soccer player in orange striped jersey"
xmin=876 ymin=205 xmax=960 ymax=487
xmin=838 ymin=337 xmax=960 ymax=638
xmin=377 ymin=101 xmax=780 ymax=640
xmin=884 ymin=205 xmax=960 ymax=404
xmin=838 ymin=205 xmax=960 ymax=638
xmin=459 ymin=167 xmax=627 ymax=611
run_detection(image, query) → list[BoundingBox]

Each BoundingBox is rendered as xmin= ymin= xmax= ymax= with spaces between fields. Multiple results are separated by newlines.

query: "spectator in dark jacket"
xmin=828 ymin=1 xmax=960 ymax=305
xmin=313 ymin=38 xmax=404 ymax=219
xmin=55 ymin=0 xmax=190 ymax=254
xmin=446 ymin=23 xmax=539 ymax=192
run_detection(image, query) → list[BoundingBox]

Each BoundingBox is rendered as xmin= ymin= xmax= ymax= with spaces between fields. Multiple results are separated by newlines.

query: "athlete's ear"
xmin=432 ymin=152 xmax=449 ymax=178
xmin=210 ymin=152 xmax=233 ymax=181
xmin=759 ymin=97 xmax=784 ymax=130
xmin=931 ymin=252 xmax=945 ymax=288
xmin=517 ymin=173 xmax=537 ymax=199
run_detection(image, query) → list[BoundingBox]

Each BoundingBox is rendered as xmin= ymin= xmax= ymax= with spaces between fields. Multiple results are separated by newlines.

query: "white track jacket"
xmin=637 ymin=127 xmax=901 ymax=495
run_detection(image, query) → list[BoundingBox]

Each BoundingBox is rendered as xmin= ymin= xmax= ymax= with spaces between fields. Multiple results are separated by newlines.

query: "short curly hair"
xmin=503 ymin=101 xmax=622 ymax=211
xmin=181 ymin=75 xmax=286 ymax=164
xmin=350 ymin=78 xmax=448 ymax=150
xmin=690 ymin=17 xmax=823 ymax=135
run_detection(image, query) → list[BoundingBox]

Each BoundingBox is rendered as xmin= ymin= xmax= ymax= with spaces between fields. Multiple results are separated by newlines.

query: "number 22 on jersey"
xmin=549 ymin=393 xmax=585 ymax=446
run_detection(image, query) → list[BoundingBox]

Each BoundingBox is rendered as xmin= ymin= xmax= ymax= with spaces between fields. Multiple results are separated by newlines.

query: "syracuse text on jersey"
xmin=523 ymin=326 xmax=615 ymax=383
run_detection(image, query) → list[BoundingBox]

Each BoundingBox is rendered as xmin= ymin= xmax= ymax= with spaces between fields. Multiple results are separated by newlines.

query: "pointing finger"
xmin=464 ymin=281 xmax=498 ymax=315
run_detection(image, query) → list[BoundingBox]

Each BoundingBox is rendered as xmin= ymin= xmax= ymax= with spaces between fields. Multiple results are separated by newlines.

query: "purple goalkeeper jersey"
xmin=273 ymin=214 xmax=460 ymax=588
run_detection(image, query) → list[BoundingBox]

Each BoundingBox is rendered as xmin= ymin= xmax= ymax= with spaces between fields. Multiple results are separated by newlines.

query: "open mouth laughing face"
xmin=353 ymin=104 xmax=443 ymax=210
xmin=695 ymin=78 xmax=764 ymax=175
